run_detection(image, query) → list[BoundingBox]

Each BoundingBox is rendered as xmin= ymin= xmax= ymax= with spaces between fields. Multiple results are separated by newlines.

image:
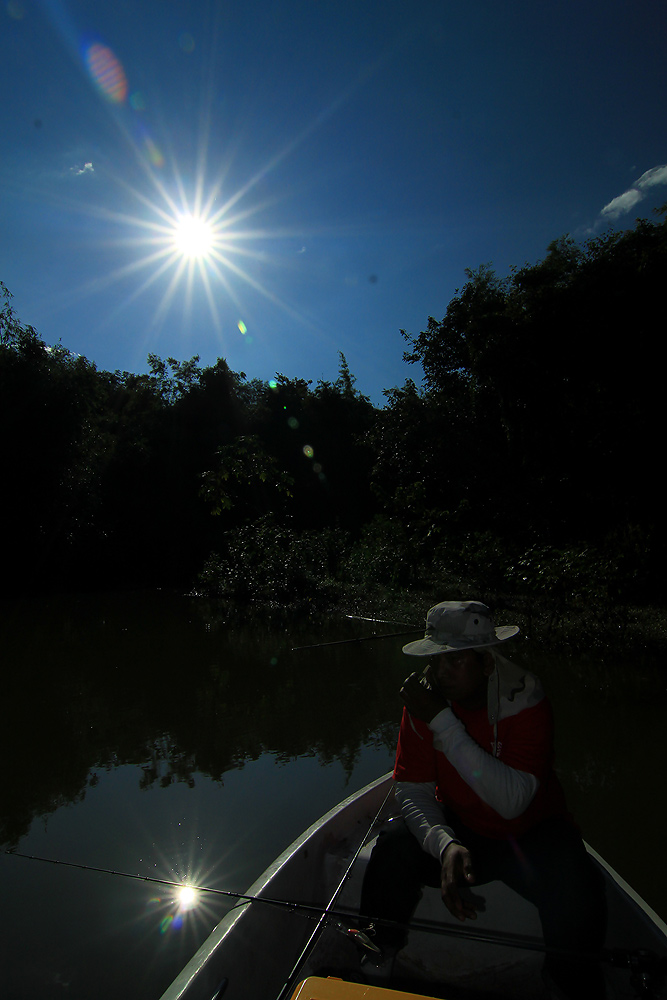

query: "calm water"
xmin=1 ymin=591 xmax=665 ymax=1000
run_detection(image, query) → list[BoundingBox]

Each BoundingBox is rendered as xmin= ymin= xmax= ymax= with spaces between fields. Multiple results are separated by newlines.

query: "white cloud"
xmin=601 ymin=163 xmax=667 ymax=220
xmin=601 ymin=188 xmax=643 ymax=219
xmin=70 ymin=162 xmax=94 ymax=177
xmin=636 ymin=164 xmax=667 ymax=190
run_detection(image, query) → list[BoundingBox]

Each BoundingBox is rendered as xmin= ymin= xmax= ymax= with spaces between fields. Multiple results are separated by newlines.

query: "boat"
xmin=159 ymin=773 xmax=667 ymax=1000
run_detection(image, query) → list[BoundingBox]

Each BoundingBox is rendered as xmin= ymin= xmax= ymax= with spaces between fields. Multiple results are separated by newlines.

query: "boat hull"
xmin=160 ymin=773 xmax=667 ymax=1000
xmin=160 ymin=774 xmax=395 ymax=1000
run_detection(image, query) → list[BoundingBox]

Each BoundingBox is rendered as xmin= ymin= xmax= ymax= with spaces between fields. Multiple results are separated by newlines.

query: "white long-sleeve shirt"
xmin=396 ymin=705 xmax=538 ymax=861
xmin=394 ymin=657 xmax=558 ymax=860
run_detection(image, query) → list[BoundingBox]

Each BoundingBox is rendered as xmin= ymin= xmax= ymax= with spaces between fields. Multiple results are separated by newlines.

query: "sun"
xmin=172 ymin=213 xmax=215 ymax=259
xmin=62 ymin=134 xmax=318 ymax=346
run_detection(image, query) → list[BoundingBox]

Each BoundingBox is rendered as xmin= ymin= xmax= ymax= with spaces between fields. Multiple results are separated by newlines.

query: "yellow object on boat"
xmin=289 ymin=975 xmax=446 ymax=999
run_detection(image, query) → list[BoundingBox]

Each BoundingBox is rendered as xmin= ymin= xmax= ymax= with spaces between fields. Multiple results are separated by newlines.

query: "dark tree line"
xmin=2 ymin=210 xmax=665 ymax=606
xmin=393 ymin=218 xmax=665 ymax=602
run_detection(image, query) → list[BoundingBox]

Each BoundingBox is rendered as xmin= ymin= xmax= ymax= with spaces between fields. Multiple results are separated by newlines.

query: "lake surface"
xmin=1 ymin=590 xmax=665 ymax=1000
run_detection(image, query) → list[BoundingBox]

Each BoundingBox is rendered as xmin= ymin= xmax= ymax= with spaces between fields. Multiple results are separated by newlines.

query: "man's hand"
xmin=440 ymin=842 xmax=477 ymax=922
xmin=400 ymin=669 xmax=448 ymax=722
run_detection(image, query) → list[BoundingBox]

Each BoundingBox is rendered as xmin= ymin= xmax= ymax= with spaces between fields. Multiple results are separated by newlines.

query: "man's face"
xmin=429 ymin=648 xmax=494 ymax=709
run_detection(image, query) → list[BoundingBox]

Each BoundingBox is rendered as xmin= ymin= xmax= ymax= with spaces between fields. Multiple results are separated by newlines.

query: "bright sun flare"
xmin=178 ymin=885 xmax=198 ymax=910
xmin=70 ymin=144 xmax=311 ymax=345
xmin=172 ymin=214 xmax=215 ymax=259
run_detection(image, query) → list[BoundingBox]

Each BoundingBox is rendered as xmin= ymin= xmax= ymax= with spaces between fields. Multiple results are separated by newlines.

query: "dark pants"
xmin=360 ymin=816 xmax=608 ymax=999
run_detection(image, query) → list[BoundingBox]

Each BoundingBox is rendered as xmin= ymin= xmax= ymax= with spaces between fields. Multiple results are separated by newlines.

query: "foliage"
xmin=197 ymin=516 xmax=347 ymax=605
xmin=2 ymin=213 xmax=666 ymax=608
xmin=401 ymin=215 xmax=667 ymax=554
xmin=200 ymin=435 xmax=294 ymax=516
xmin=344 ymin=515 xmax=416 ymax=588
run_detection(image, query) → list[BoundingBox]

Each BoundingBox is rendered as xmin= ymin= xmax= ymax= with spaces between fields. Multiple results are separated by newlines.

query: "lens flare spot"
xmin=85 ymin=43 xmax=128 ymax=104
xmin=179 ymin=32 xmax=196 ymax=53
xmin=238 ymin=320 xmax=247 ymax=335
xmin=303 ymin=445 xmax=314 ymax=459
xmin=145 ymin=136 xmax=165 ymax=168
xmin=130 ymin=91 xmax=146 ymax=111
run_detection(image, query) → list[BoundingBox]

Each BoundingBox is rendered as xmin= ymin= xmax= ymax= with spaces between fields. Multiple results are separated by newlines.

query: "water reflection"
xmin=1 ymin=591 xmax=666 ymax=1000
xmin=1 ymin=591 xmax=408 ymax=1000
xmin=1 ymin=591 xmax=406 ymax=848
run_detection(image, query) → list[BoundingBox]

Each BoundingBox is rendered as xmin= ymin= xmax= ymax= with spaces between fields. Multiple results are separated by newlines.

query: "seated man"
xmin=360 ymin=600 xmax=607 ymax=999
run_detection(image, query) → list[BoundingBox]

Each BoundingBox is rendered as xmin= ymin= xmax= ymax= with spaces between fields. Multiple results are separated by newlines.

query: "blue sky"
xmin=2 ymin=0 xmax=666 ymax=405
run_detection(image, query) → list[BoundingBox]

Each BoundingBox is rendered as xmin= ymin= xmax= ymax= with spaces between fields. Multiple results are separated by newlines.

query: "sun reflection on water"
xmin=147 ymin=879 xmax=219 ymax=937
xmin=177 ymin=884 xmax=198 ymax=910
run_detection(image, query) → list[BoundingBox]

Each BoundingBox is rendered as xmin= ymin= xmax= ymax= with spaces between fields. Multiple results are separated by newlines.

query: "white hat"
xmin=402 ymin=601 xmax=519 ymax=656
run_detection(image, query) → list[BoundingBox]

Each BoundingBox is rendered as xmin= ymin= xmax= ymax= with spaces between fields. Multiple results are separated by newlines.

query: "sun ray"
xmin=10 ymin=0 xmax=403 ymax=359
xmin=149 ymin=256 xmax=191 ymax=329
xmin=21 ymin=72 xmax=364 ymax=354
xmin=199 ymin=265 xmax=226 ymax=334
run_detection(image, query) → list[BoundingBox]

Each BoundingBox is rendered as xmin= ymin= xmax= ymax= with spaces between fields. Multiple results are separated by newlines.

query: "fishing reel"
xmin=607 ymin=947 xmax=667 ymax=998
xmin=332 ymin=919 xmax=382 ymax=954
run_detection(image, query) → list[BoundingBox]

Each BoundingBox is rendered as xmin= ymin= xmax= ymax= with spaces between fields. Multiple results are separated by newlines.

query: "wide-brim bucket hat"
xmin=402 ymin=601 xmax=519 ymax=656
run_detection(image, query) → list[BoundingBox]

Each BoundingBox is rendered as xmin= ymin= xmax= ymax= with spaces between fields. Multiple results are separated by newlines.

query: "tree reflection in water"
xmin=2 ymin=591 xmax=410 ymax=1000
xmin=1 ymin=591 xmax=407 ymax=848
xmin=1 ymin=591 xmax=665 ymax=1000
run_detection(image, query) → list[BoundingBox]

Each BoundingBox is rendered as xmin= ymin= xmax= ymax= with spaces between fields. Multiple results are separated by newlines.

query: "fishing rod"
xmin=275 ymin=780 xmax=396 ymax=1000
xmin=290 ymin=610 xmax=423 ymax=652
xmin=344 ymin=614 xmax=419 ymax=627
xmin=291 ymin=628 xmax=421 ymax=652
xmin=5 ymin=847 xmax=661 ymax=987
xmin=4 ymin=849 xmax=351 ymax=916
xmin=2 ymin=845 xmax=553 ymax=953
